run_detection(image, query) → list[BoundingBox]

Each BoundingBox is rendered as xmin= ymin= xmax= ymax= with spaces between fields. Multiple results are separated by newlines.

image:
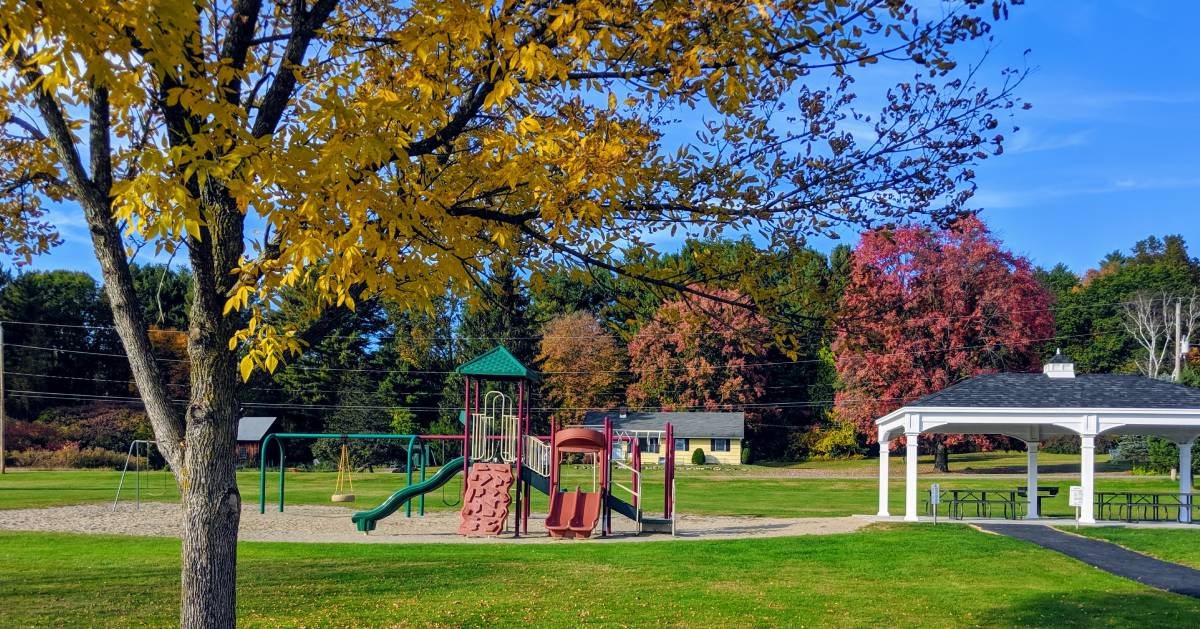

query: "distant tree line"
xmin=3 ymin=224 xmax=1199 ymax=468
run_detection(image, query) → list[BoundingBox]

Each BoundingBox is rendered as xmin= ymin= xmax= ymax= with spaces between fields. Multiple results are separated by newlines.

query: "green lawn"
xmin=0 ymin=454 xmax=1181 ymax=519
xmin=1 ymin=525 xmax=1197 ymax=627
xmin=1068 ymin=527 xmax=1200 ymax=570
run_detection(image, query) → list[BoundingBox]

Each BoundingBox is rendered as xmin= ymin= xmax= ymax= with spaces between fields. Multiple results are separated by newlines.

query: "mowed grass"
xmin=0 ymin=452 xmax=1181 ymax=519
xmin=1068 ymin=527 xmax=1200 ymax=570
xmin=2 ymin=525 xmax=1199 ymax=627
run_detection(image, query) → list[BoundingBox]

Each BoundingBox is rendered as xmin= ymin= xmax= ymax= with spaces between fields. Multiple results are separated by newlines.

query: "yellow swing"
xmin=331 ymin=442 xmax=356 ymax=503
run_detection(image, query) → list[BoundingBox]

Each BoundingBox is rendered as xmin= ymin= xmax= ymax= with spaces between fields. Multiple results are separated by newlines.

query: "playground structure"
xmin=256 ymin=346 xmax=677 ymax=538
xmin=259 ymin=432 xmax=452 ymax=517
xmin=450 ymin=346 xmax=677 ymax=538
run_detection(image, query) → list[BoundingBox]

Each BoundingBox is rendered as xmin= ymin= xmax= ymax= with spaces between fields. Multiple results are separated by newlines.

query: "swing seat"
xmin=331 ymin=493 xmax=356 ymax=503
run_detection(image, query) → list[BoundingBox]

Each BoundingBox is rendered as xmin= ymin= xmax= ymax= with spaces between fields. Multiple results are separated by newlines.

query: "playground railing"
xmin=524 ymin=434 xmax=551 ymax=476
xmin=611 ymin=457 xmax=642 ymax=533
xmin=470 ymin=413 xmax=492 ymax=461
xmin=499 ymin=414 xmax=520 ymax=463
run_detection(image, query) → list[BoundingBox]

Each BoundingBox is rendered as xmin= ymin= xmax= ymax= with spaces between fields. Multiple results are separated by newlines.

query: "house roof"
xmin=236 ymin=416 xmax=277 ymax=442
xmin=908 ymin=373 xmax=1200 ymax=409
xmin=581 ymin=411 xmax=745 ymax=439
xmin=455 ymin=346 xmax=538 ymax=381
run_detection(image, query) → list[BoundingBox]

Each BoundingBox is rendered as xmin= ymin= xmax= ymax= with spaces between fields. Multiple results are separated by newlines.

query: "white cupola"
xmin=1043 ymin=348 xmax=1075 ymax=379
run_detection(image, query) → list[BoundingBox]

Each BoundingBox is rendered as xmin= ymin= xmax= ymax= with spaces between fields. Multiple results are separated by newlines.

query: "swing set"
xmin=257 ymin=432 xmax=460 ymax=516
xmin=111 ymin=440 xmax=170 ymax=510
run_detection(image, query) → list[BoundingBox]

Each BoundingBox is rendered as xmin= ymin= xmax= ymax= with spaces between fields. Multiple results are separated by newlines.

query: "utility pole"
xmin=1 ymin=323 xmax=6 ymax=474
xmin=1175 ymin=299 xmax=1184 ymax=383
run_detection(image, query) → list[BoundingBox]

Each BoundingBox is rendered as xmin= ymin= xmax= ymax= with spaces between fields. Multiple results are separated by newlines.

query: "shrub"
xmin=37 ymin=404 xmax=151 ymax=452
xmin=6 ymin=420 xmax=64 ymax=451
xmin=7 ymin=444 xmax=135 ymax=469
xmin=1041 ymin=434 xmax=1116 ymax=455
xmin=740 ymin=446 xmax=752 ymax=465
xmin=1112 ymin=435 xmax=1200 ymax=474
xmin=810 ymin=420 xmax=866 ymax=460
xmin=691 ymin=447 xmax=706 ymax=465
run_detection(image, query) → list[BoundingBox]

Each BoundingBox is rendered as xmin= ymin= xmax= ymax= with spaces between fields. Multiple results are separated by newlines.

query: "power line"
xmin=0 ymin=298 xmax=1142 ymax=342
xmin=0 ymin=328 xmax=1122 ymax=378
xmin=1 ymin=388 xmax=904 ymax=412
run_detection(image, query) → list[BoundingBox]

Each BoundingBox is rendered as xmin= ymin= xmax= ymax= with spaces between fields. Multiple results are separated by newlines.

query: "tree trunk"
xmin=179 ymin=344 xmax=241 ymax=628
xmin=934 ymin=440 xmax=950 ymax=473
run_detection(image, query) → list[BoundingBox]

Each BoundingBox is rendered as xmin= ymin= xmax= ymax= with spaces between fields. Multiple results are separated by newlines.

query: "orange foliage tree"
xmin=536 ymin=311 xmax=624 ymax=425
xmin=627 ymin=289 xmax=772 ymax=426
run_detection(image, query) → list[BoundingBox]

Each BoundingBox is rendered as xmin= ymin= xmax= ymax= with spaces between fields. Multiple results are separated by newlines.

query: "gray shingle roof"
xmin=581 ymin=411 xmax=744 ymax=439
xmin=237 ymin=416 xmax=277 ymax=442
xmin=1046 ymin=352 xmax=1073 ymax=364
xmin=909 ymin=373 xmax=1200 ymax=409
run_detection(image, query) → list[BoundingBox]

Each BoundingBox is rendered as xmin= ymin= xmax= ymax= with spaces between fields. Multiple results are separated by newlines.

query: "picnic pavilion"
xmin=875 ymin=351 xmax=1200 ymax=524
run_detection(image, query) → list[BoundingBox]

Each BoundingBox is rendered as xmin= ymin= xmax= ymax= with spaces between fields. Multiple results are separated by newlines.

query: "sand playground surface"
xmin=0 ymin=502 xmax=867 ymax=544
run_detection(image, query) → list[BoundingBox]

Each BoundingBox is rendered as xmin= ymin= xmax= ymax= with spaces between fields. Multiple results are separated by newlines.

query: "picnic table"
xmin=1095 ymin=491 xmax=1200 ymax=522
xmin=1017 ymin=485 xmax=1059 ymax=515
xmin=929 ymin=489 xmax=1023 ymax=520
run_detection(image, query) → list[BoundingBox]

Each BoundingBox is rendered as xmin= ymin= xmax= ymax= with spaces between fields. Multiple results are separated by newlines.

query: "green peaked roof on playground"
xmin=455 ymin=346 xmax=538 ymax=380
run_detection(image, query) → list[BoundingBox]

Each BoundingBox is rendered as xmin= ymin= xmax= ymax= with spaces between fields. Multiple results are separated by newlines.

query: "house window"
xmin=638 ymin=437 xmax=660 ymax=453
xmin=711 ymin=438 xmax=731 ymax=452
xmin=674 ymin=438 xmax=689 ymax=451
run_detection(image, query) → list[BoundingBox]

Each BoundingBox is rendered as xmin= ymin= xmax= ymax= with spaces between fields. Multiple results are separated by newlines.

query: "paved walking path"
xmin=977 ymin=523 xmax=1200 ymax=598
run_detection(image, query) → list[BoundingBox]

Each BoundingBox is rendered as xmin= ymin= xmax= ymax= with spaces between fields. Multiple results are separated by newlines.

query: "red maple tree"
xmin=627 ymin=289 xmax=773 ymax=427
xmin=833 ymin=215 xmax=1055 ymax=470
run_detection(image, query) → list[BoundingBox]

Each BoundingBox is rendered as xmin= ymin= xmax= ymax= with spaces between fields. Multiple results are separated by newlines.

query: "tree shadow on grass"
xmin=989 ymin=590 xmax=1200 ymax=628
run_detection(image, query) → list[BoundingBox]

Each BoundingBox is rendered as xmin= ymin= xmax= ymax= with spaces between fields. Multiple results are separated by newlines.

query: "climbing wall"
xmin=458 ymin=463 xmax=514 ymax=536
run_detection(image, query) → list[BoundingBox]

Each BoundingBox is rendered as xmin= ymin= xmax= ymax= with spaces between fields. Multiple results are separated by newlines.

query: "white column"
xmin=878 ymin=438 xmax=891 ymax=517
xmin=904 ymin=432 xmax=919 ymax=522
xmin=1179 ymin=441 xmax=1193 ymax=524
xmin=1026 ymin=442 xmax=1040 ymax=519
xmin=1080 ymin=434 xmax=1096 ymax=524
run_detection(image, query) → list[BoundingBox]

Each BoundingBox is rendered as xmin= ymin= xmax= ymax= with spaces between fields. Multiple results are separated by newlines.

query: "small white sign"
xmin=1068 ymin=485 xmax=1083 ymax=507
xmin=930 ymin=483 xmax=941 ymax=505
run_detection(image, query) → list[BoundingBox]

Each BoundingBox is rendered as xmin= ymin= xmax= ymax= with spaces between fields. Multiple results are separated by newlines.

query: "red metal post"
xmin=522 ymin=384 xmax=532 ymax=535
xmin=632 ymin=438 xmax=641 ymax=510
xmin=603 ymin=416 xmax=612 ymax=536
xmin=462 ymin=377 xmax=471 ymax=489
xmin=549 ymin=419 xmax=558 ymax=496
xmin=514 ymin=380 xmax=524 ymax=537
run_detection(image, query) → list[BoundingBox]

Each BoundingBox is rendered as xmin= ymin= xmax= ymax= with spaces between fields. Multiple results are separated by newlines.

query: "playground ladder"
xmin=469 ymin=412 xmax=492 ymax=462
xmin=498 ymin=414 xmax=520 ymax=463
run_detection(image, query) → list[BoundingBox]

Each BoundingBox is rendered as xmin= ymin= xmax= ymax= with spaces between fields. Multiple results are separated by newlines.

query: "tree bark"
xmin=933 ymin=440 xmax=950 ymax=473
xmin=179 ymin=341 xmax=241 ymax=628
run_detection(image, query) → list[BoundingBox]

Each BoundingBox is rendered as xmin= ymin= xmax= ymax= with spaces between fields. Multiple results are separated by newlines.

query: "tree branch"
xmin=250 ymin=0 xmax=339 ymax=138
xmin=1 ymin=37 xmax=185 ymax=467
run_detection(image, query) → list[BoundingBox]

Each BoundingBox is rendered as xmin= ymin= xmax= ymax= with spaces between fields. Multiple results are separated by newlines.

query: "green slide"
xmin=351 ymin=456 xmax=465 ymax=532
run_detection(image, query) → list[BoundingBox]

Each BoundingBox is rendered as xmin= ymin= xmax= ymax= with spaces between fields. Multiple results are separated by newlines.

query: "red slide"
xmin=545 ymin=488 xmax=601 ymax=539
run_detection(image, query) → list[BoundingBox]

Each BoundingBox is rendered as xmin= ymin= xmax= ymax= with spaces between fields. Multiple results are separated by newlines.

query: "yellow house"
xmin=582 ymin=411 xmax=745 ymax=465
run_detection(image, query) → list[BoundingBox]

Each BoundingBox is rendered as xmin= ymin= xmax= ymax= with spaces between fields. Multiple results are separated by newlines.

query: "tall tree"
xmin=0 ymin=1 xmax=1026 ymax=623
xmin=1056 ymin=235 xmax=1200 ymax=374
xmin=627 ymin=289 xmax=773 ymax=425
xmin=833 ymin=215 xmax=1054 ymax=471
xmin=537 ymin=311 xmax=624 ymax=425
xmin=0 ymin=270 xmax=115 ymax=415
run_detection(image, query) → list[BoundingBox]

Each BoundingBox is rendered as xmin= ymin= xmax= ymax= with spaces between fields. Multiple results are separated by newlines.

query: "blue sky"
xmin=29 ymin=1 xmax=1200 ymax=277
xmin=963 ymin=0 xmax=1200 ymax=271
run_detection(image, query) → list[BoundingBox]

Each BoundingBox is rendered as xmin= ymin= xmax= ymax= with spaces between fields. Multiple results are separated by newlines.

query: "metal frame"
xmin=258 ymin=432 xmax=423 ymax=515
xmin=112 ymin=440 xmax=163 ymax=511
